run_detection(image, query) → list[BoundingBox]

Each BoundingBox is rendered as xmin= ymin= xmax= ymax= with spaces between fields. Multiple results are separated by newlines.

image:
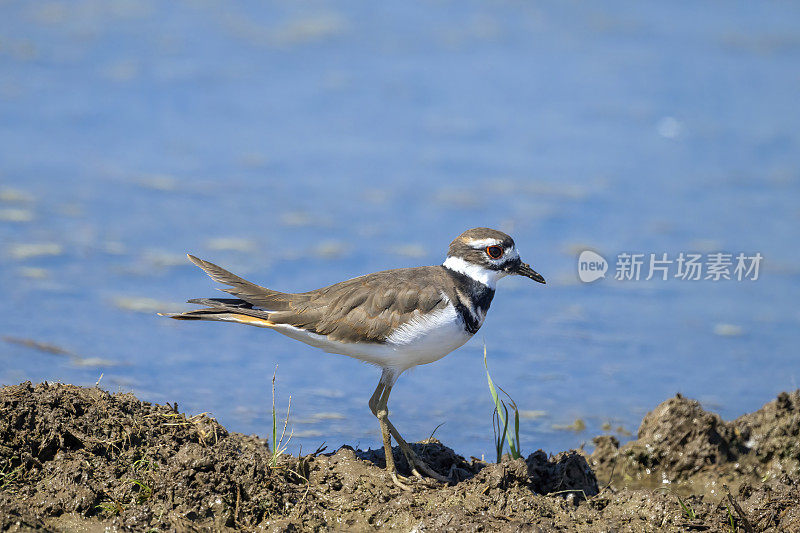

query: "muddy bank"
xmin=1 ymin=382 xmax=799 ymax=531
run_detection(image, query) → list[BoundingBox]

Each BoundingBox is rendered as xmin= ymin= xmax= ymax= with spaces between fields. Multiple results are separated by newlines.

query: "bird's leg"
xmin=369 ymin=378 xmax=410 ymax=491
xmin=376 ymin=382 xmax=451 ymax=484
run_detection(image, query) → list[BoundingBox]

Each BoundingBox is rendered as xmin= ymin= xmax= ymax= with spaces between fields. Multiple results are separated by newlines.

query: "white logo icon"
xmin=578 ymin=250 xmax=607 ymax=283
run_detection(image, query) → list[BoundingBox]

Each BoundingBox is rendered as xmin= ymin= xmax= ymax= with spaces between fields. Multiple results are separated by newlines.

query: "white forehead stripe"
xmin=465 ymin=238 xmax=503 ymax=248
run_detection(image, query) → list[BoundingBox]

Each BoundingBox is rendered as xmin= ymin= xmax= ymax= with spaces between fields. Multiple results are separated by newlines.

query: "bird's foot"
xmin=398 ymin=442 xmax=451 ymax=484
xmin=390 ymin=471 xmax=413 ymax=491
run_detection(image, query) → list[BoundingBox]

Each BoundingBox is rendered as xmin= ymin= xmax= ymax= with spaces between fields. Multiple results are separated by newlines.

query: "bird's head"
xmin=443 ymin=227 xmax=546 ymax=288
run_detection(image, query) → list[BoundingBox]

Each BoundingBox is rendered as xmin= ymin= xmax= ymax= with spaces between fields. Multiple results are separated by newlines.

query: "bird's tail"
xmin=159 ymin=298 xmax=276 ymax=328
xmin=160 ymin=254 xmax=308 ymax=327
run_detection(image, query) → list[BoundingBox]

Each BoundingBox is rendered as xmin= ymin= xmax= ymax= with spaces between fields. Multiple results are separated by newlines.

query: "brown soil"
xmin=1 ymin=382 xmax=799 ymax=532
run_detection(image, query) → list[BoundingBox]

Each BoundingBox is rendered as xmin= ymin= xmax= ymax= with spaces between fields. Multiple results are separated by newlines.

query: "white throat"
xmin=442 ymin=255 xmax=506 ymax=289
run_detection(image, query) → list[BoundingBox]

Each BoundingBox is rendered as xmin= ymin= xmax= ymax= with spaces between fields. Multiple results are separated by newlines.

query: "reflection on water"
xmin=1 ymin=2 xmax=799 ymax=458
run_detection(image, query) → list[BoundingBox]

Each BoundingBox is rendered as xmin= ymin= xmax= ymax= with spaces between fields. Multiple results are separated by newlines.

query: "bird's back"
xmin=270 ymin=265 xmax=458 ymax=344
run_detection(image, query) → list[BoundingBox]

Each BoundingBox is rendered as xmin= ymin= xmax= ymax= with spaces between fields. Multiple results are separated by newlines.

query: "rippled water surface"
xmin=1 ymin=1 xmax=799 ymax=458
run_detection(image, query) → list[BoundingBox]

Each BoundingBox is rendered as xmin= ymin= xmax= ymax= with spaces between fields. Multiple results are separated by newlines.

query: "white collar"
xmin=442 ymin=256 xmax=506 ymax=289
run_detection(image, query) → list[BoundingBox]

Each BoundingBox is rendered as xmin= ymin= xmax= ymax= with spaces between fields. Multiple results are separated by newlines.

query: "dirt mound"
xmin=0 ymin=382 xmax=598 ymax=531
xmin=590 ymin=392 xmax=800 ymax=492
xmin=0 ymin=381 xmax=276 ymax=530
xmin=736 ymin=391 xmax=800 ymax=479
xmin=2 ymin=382 xmax=800 ymax=531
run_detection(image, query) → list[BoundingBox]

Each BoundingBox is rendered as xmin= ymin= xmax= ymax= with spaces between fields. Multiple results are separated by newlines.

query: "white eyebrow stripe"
xmin=465 ymin=238 xmax=503 ymax=248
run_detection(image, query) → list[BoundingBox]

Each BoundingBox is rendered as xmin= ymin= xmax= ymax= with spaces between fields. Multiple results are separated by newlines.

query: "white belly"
xmin=270 ymin=303 xmax=473 ymax=373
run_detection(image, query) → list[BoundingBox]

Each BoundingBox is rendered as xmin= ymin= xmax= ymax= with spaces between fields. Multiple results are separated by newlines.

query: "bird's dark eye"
xmin=486 ymin=245 xmax=503 ymax=259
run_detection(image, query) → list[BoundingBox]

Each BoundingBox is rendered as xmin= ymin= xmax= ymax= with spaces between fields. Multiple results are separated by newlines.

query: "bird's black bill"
xmin=514 ymin=262 xmax=546 ymax=284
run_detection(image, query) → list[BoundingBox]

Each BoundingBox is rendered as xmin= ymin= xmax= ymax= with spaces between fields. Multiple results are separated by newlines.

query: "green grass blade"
xmin=501 ymin=402 xmax=510 ymax=458
xmin=271 ymin=368 xmax=278 ymax=467
xmin=493 ymin=381 xmax=521 ymax=459
xmin=512 ymin=408 xmax=521 ymax=459
xmin=484 ymin=346 xmax=506 ymax=425
xmin=492 ymin=407 xmax=504 ymax=463
xmin=677 ymin=495 xmax=696 ymax=519
xmin=484 ymin=343 xmax=521 ymax=461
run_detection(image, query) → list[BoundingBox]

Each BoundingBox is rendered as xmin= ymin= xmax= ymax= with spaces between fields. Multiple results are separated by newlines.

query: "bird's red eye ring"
xmin=486 ymin=245 xmax=503 ymax=259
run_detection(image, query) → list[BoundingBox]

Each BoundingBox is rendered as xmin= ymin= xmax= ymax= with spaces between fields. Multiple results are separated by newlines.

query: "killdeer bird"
xmin=164 ymin=227 xmax=545 ymax=489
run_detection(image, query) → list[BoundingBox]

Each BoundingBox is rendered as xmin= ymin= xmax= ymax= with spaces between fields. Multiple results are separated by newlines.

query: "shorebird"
xmin=163 ymin=227 xmax=545 ymax=489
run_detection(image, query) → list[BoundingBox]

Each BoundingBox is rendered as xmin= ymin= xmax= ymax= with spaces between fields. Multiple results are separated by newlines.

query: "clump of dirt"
xmin=2 ymin=382 xmax=800 ymax=532
xmin=737 ymin=391 xmax=800 ymax=479
xmin=590 ymin=392 xmax=800 ymax=493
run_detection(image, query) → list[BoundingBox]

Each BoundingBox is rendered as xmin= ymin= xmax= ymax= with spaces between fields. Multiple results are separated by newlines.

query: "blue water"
xmin=1 ymin=1 xmax=799 ymax=459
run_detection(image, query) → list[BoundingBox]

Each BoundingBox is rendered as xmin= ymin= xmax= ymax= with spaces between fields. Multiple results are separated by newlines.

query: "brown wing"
xmin=266 ymin=266 xmax=451 ymax=343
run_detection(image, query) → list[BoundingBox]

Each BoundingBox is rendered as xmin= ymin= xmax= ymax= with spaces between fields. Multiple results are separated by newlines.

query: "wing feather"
xmin=186 ymin=255 xmax=306 ymax=311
